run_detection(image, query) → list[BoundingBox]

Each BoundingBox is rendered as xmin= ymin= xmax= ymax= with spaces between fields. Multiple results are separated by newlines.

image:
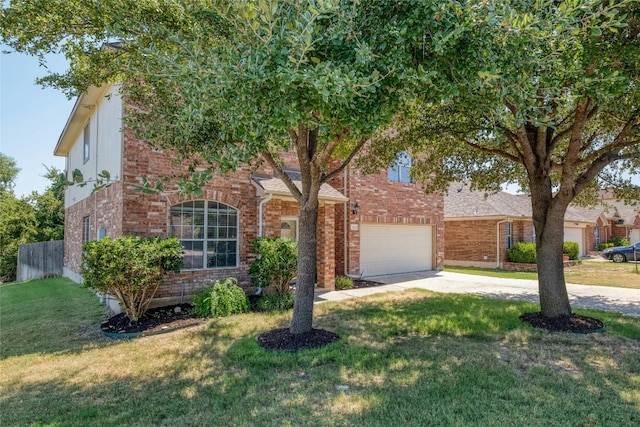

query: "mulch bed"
xmin=257 ymin=328 xmax=340 ymax=351
xmin=100 ymin=303 xmax=204 ymax=335
xmin=519 ymin=312 xmax=604 ymax=333
xmin=347 ymin=278 xmax=386 ymax=289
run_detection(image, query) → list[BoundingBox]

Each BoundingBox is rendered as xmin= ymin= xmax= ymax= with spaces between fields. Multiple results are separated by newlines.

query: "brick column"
xmin=316 ymin=204 xmax=336 ymax=289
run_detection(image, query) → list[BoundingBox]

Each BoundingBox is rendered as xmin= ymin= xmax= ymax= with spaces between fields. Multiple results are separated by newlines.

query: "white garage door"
xmin=631 ymin=229 xmax=640 ymax=243
xmin=360 ymin=224 xmax=433 ymax=277
xmin=564 ymin=227 xmax=584 ymax=257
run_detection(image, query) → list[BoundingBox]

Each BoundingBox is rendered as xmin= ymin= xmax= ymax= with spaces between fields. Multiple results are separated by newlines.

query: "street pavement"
xmin=315 ymin=269 xmax=640 ymax=317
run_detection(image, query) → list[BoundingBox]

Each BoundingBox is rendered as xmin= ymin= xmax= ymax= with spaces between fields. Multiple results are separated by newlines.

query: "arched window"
xmin=388 ymin=151 xmax=412 ymax=183
xmin=170 ymin=201 xmax=238 ymax=269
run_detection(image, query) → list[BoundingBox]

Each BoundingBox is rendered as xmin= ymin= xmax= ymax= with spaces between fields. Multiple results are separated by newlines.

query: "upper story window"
xmin=83 ymin=122 xmax=90 ymax=163
xmin=82 ymin=216 xmax=91 ymax=242
xmin=170 ymin=201 xmax=238 ymax=269
xmin=388 ymin=151 xmax=412 ymax=183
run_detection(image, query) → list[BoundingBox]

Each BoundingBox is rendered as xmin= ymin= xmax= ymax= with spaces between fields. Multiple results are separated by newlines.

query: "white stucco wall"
xmin=65 ymin=86 xmax=123 ymax=208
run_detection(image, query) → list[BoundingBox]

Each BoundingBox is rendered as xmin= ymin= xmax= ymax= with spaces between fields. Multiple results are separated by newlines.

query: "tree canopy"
xmin=0 ymin=165 xmax=64 ymax=282
xmin=0 ymin=153 xmax=20 ymax=193
xmin=1 ymin=0 xmax=433 ymax=333
xmin=365 ymin=0 xmax=640 ymax=319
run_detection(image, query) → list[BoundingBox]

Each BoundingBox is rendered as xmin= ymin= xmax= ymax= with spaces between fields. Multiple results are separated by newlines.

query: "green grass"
xmin=446 ymin=261 xmax=640 ymax=289
xmin=0 ymin=278 xmax=105 ymax=358
xmin=1 ymin=278 xmax=640 ymax=426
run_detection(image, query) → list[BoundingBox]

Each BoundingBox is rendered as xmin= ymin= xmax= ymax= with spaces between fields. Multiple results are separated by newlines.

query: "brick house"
xmin=55 ymin=83 xmax=444 ymax=306
xmin=443 ymin=183 xmax=597 ymax=268
xmin=595 ymin=192 xmax=640 ymax=244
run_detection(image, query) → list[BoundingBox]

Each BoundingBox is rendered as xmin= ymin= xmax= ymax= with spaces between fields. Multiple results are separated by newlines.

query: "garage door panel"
xmin=564 ymin=227 xmax=583 ymax=257
xmin=360 ymin=224 xmax=432 ymax=277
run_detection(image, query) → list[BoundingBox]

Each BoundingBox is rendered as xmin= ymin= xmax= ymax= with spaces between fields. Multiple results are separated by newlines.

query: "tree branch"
xmin=314 ymin=127 xmax=350 ymax=169
xmin=261 ymin=149 xmax=302 ymax=202
xmin=323 ymin=136 xmax=368 ymax=182
xmin=461 ymin=139 xmax=521 ymax=163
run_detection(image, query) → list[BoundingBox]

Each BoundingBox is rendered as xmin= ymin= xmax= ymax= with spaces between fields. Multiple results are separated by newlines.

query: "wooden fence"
xmin=16 ymin=240 xmax=64 ymax=282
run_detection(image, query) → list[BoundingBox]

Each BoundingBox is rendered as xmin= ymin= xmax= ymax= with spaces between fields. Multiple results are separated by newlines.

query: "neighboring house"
xmin=443 ymin=183 xmax=596 ymax=268
xmin=595 ymin=192 xmax=640 ymax=244
xmin=55 ymin=83 xmax=444 ymax=306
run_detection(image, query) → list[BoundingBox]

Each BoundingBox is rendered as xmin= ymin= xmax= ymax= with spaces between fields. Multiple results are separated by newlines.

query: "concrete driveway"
xmin=315 ymin=270 xmax=640 ymax=317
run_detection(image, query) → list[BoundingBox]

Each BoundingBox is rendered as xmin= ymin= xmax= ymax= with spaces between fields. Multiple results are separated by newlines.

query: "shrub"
xmin=335 ymin=275 xmax=354 ymax=290
xmin=192 ymin=285 xmax=214 ymax=317
xmin=81 ymin=236 xmax=183 ymax=321
xmin=249 ymin=237 xmax=297 ymax=295
xmin=506 ymin=242 xmax=537 ymax=264
xmin=209 ymin=278 xmax=249 ymax=317
xmin=610 ymin=237 xmax=630 ymax=247
xmin=257 ymin=293 xmax=295 ymax=312
xmin=598 ymin=242 xmax=614 ymax=251
xmin=563 ymin=241 xmax=580 ymax=260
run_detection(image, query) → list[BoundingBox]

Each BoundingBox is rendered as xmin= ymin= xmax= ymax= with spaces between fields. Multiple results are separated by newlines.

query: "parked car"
xmin=601 ymin=241 xmax=640 ymax=263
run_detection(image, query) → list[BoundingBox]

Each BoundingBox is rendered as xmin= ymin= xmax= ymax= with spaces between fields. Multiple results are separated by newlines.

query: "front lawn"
xmin=1 ymin=278 xmax=639 ymax=426
xmin=446 ymin=261 xmax=640 ymax=289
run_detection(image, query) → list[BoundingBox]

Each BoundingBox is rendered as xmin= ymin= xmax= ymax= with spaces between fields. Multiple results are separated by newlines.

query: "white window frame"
xmin=82 ymin=216 xmax=91 ymax=243
xmin=83 ymin=122 xmax=90 ymax=164
xmin=170 ymin=201 xmax=239 ymax=270
xmin=280 ymin=216 xmax=299 ymax=242
xmin=388 ymin=151 xmax=412 ymax=183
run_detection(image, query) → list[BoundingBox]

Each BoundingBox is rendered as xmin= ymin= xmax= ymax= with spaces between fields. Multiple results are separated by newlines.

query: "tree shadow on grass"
xmin=3 ymin=291 xmax=640 ymax=426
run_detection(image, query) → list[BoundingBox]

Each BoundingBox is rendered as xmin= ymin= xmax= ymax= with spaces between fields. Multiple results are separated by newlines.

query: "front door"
xmin=280 ymin=218 xmax=298 ymax=241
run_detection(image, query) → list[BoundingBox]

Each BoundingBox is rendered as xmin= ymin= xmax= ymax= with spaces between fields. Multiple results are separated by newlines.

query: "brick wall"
xmin=445 ymin=219 xmax=500 ymax=265
xmin=445 ymin=219 xmax=533 ymax=267
xmin=119 ymin=130 xmax=263 ymax=297
xmin=64 ymin=182 xmax=125 ymax=277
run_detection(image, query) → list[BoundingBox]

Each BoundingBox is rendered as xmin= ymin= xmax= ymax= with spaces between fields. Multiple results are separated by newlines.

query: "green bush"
xmin=335 ymin=275 xmax=354 ymax=290
xmin=249 ymin=237 xmax=297 ymax=295
xmin=506 ymin=242 xmax=537 ymax=264
xmin=610 ymin=237 xmax=630 ymax=247
xmin=257 ymin=293 xmax=295 ymax=312
xmin=598 ymin=242 xmax=614 ymax=251
xmin=192 ymin=285 xmax=214 ymax=317
xmin=563 ymin=241 xmax=580 ymax=260
xmin=209 ymin=278 xmax=249 ymax=317
xmin=81 ymin=236 xmax=183 ymax=321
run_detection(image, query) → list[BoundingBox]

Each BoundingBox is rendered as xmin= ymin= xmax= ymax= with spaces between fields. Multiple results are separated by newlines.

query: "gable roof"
xmin=444 ymin=183 xmax=530 ymax=219
xmin=444 ymin=183 xmax=594 ymax=223
xmin=600 ymin=199 xmax=639 ymax=226
xmin=251 ymin=168 xmax=348 ymax=203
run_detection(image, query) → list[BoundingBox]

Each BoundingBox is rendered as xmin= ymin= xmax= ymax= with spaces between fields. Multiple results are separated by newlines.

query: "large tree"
xmin=367 ymin=0 xmax=640 ymax=320
xmin=0 ymin=153 xmax=20 ymax=193
xmin=0 ymin=165 xmax=65 ymax=282
xmin=28 ymin=167 xmax=65 ymax=242
xmin=2 ymin=1 xmax=432 ymax=334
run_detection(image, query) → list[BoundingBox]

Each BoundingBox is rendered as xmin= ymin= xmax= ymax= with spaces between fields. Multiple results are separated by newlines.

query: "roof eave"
xmin=54 ymin=83 xmax=111 ymax=157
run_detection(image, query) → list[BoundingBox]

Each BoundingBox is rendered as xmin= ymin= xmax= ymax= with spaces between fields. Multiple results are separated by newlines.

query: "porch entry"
xmin=280 ymin=217 xmax=298 ymax=241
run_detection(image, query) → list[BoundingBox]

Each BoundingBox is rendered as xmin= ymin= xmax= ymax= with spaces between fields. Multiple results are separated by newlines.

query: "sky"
xmin=0 ymin=49 xmax=73 ymax=197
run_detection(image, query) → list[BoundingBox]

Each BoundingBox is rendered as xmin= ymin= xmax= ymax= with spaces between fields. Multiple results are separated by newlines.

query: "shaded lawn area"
xmin=446 ymin=261 xmax=640 ymax=289
xmin=1 ymin=278 xmax=639 ymax=426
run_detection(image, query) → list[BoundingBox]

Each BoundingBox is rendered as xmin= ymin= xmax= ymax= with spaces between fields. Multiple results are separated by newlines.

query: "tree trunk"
xmin=290 ymin=201 xmax=319 ymax=334
xmin=534 ymin=212 xmax=571 ymax=318
xmin=530 ymin=178 xmax=572 ymax=318
xmin=287 ymin=125 xmax=323 ymax=335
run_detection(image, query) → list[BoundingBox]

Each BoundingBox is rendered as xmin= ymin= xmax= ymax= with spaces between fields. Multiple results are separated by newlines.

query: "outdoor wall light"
xmin=352 ymin=202 xmax=360 ymax=215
